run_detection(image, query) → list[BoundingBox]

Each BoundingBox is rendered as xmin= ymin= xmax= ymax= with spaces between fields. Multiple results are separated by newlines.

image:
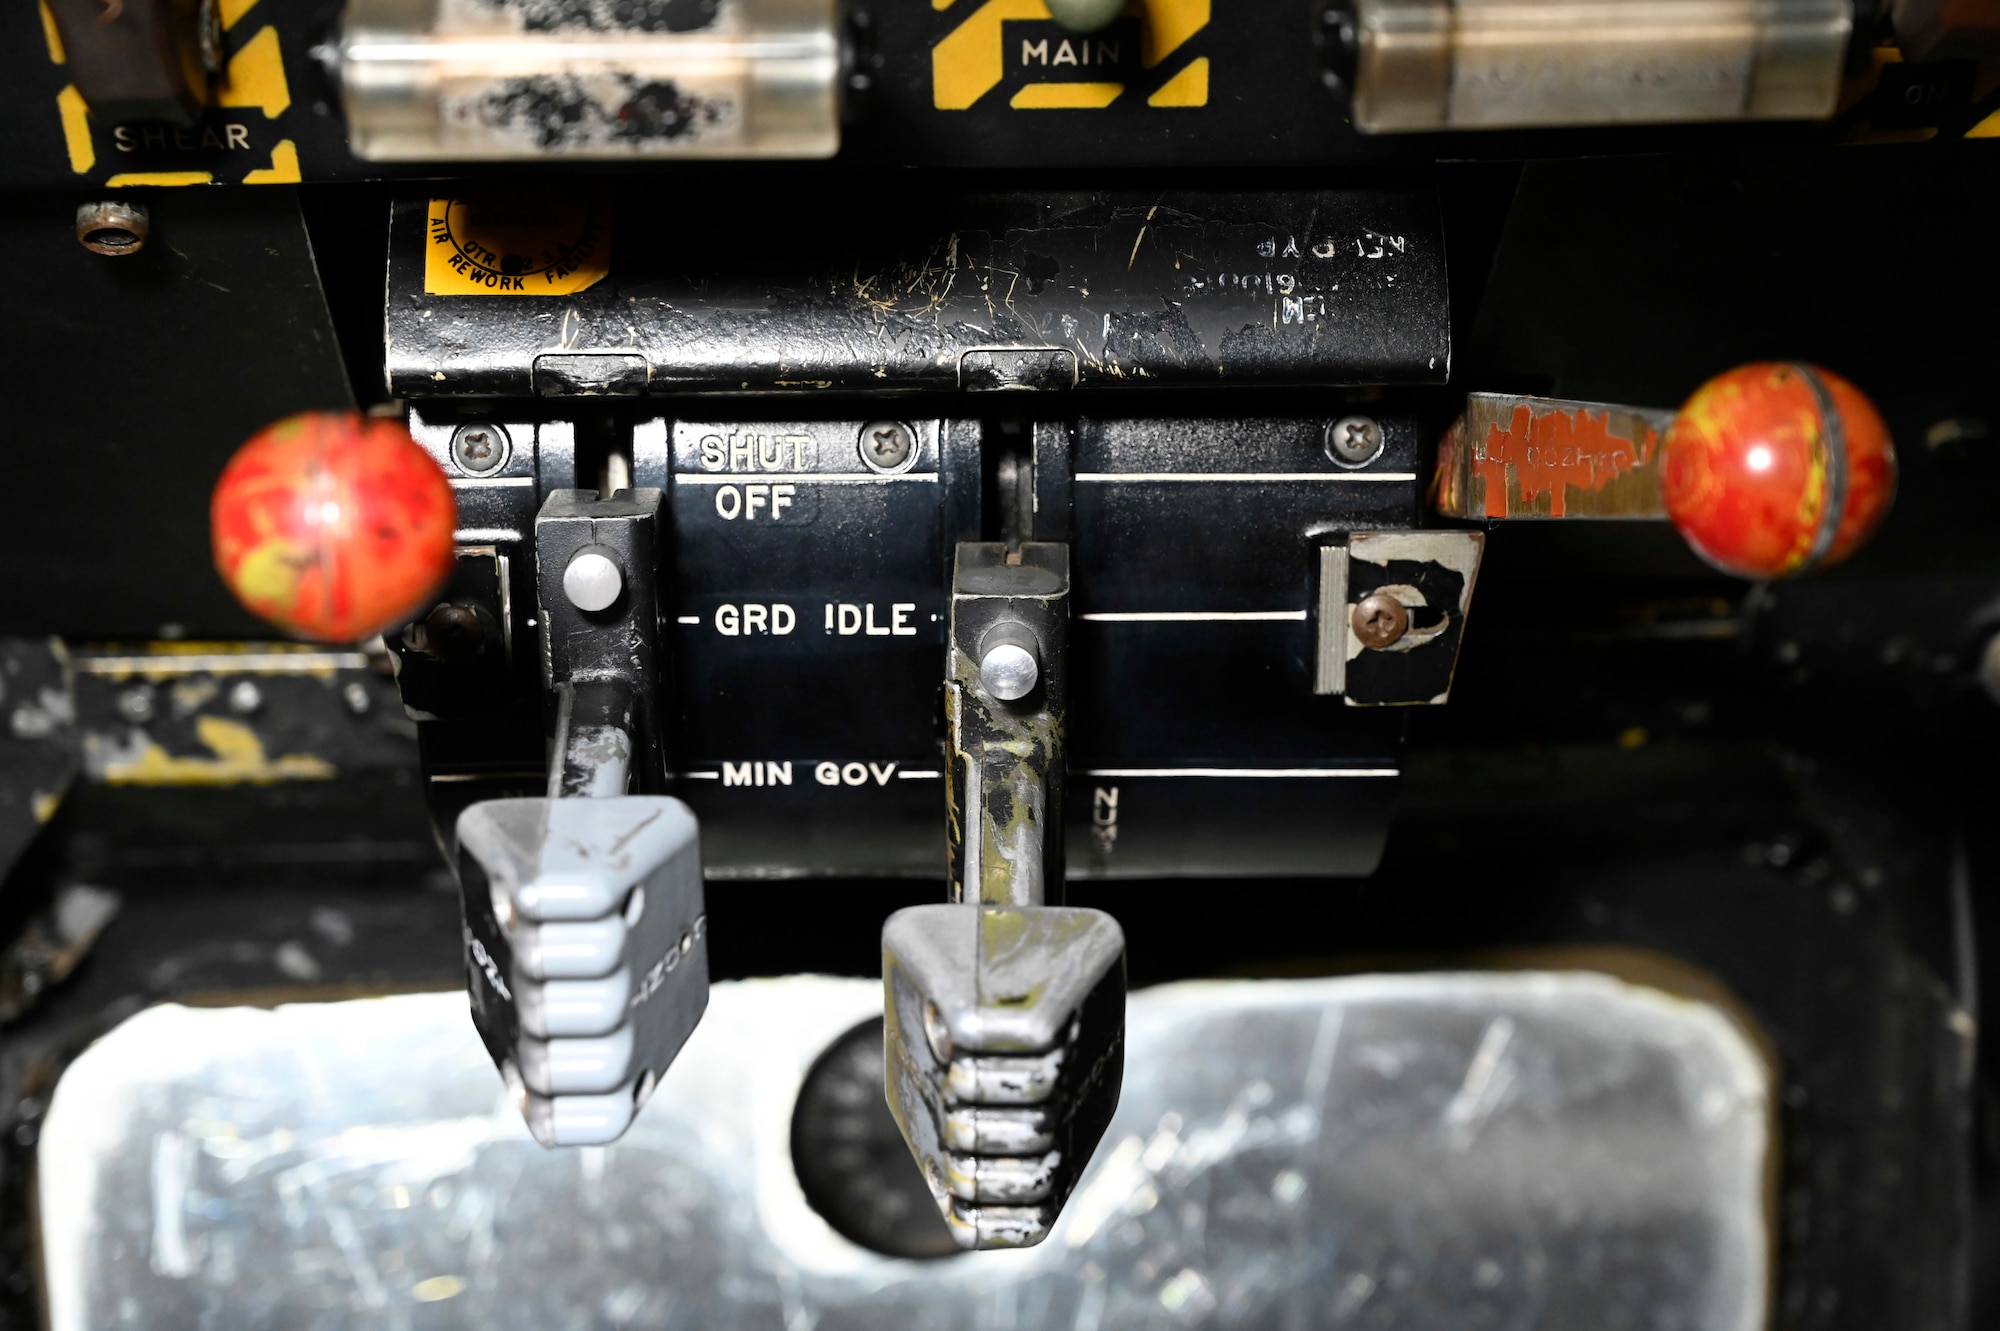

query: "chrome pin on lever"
xmin=884 ymin=543 xmax=1127 ymax=1249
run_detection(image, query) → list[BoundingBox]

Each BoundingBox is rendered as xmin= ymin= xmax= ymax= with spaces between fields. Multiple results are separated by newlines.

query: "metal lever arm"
xmin=946 ymin=542 xmax=1069 ymax=907
xmin=456 ymin=487 xmax=710 ymax=1146
xmin=886 ymin=542 xmax=1126 ymax=1248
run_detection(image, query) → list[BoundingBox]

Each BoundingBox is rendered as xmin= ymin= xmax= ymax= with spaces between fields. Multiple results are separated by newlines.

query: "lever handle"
xmin=457 ymin=795 xmax=708 ymax=1146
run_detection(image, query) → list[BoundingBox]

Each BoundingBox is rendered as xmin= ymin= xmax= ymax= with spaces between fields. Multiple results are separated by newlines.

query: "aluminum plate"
xmin=38 ymin=972 xmax=1770 ymax=1329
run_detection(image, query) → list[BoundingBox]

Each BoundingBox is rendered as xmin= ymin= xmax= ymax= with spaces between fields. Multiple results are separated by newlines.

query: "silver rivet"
xmin=563 ymin=547 xmax=623 ymax=613
xmin=115 ymin=687 xmax=154 ymax=725
xmin=342 ymin=680 xmax=372 ymax=715
xmin=228 ymin=679 xmax=264 ymax=715
xmin=979 ymin=641 xmax=1039 ymax=701
xmin=1326 ymin=416 xmax=1385 ymax=467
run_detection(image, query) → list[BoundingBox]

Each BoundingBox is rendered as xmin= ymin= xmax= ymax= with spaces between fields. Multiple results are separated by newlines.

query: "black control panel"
xmin=399 ymin=405 xmax=1428 ymax=878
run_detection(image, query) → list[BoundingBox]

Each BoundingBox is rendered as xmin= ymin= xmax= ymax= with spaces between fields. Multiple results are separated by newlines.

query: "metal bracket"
xmin=1315 ymin=530 xmax=1485 ymax=705
xmin=533 ymin=488 xmax=668 ymax=791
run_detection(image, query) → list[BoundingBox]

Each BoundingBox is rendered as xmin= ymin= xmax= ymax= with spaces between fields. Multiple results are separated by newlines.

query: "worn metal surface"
xmin=385 ymin=188 xmax=1448 ymax=396
xmin=38 ymin=971 xmax=1771 ymax=1328
xmin=1433 ymin=394 xmax=1676 ymax=521
xmin=907 ymin=541 xmax=1125 ymax=1248
xmin=947 ymin=543 xmax=1069 ymax=908
xmin=456 ymin=795 xmax=708 ymax=1146
xmin=71 ymin=642 xmax=405 ymax=788
xmin=883 ymin=904 xmax=1126 ymax=1249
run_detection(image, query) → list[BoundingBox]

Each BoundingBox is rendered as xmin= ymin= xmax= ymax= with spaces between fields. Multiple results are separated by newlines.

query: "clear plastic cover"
xmin=1353 ymin=0 xmax=1851 ymax=132
xmin=338 ymin=0 xmax=840 ymax=160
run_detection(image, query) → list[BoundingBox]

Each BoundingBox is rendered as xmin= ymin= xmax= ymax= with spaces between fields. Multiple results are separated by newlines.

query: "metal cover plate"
xmin=39 ymin=972 xmax=1768 ymax=1329
xmin=385 ymin=188 xmax=1449 ymax=397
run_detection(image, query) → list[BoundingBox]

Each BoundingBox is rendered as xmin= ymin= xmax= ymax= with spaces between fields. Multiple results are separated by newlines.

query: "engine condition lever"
xmin=884 ymin=542 xmax=1127 ymax=1248
xmin=455 ymin=487 xmax=710 ymax=1146
xmin=458 ymin=796 xmax=707 ymax=1146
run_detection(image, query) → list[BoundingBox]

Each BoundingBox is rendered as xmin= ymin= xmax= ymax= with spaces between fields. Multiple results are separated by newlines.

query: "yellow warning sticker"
xmin=424 ymin=197 xmax=612 ymax=296
xmin=933 ymin=0 xmax=1209 ymax=111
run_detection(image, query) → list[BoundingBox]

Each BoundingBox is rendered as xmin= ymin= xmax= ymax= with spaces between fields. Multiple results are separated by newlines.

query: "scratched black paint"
xmin=385 ymin=186 xmax=1449 ymax=397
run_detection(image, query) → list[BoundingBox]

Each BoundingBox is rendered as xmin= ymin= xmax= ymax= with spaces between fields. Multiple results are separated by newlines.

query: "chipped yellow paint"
xmin=1146 ymin=55 xmax=1206 ymax=105
xmin=243 ymin=138 xmax=301 ymax=183
xmin=411 ymin=1276 xmax=465 ymax=1303
xmin=977 ymin=908 xmax=1046 ymax=1007
xmin=79 ymin=642 xmax=360 ymax=681
xmin=40 ymin=1 xmax=65 ymax=63
xmin=170 ymin=678 xmax=220 ymax=714
xmin=980 ymin=907 xmax=1027 ymax=948
xmin=220 ymin=0 xmax=262 ymax=30
xmin=1971 ymin=108 xmax=2000 ymax=139
xmin=1011 ymin=81 xmax=1122 ymax=108
xmin=101 ymin=715 xmax=336 ymax=787
xmin=217 ymin=26 xmax=290 ymax=119
xmin=58 ymin=85 xmax=93 ymax=174
xmin=105 ymin=170 xmax=214 ymax=186
xmin=80 ymin=639 xmax=354 ymax=667
xmin=32 ymin=793 xmax=61 ymax=824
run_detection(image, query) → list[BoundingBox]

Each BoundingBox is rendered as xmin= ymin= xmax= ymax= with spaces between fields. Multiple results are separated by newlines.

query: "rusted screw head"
xmin=1351 ymin=593 xmax=1409 ymax=648
xmin=76 ymin=201 xmax=149 ymax=256
xmin=859 ymin=421 xmax=916 ymax=474
xmin=450 ymin=422 xmax=510 ymax=476
xmin=1326 ymin=416 xmax=1384 ymax=467
xmin=420 ymin=603 xmax=486 ymax=659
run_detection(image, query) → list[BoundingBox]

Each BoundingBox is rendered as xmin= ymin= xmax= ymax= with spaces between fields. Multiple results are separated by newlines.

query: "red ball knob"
xmin=1662 ymin=363 xmax=1896 ymax=579
xmin=211 ymin=411 xmax=457 ymax=642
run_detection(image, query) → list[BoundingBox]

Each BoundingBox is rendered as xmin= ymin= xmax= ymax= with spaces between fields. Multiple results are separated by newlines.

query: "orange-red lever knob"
xmin=1662 ymin=363 xmax=1896 ymax=579
xmin=211 ymin=411 xmax=456 ymax=642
